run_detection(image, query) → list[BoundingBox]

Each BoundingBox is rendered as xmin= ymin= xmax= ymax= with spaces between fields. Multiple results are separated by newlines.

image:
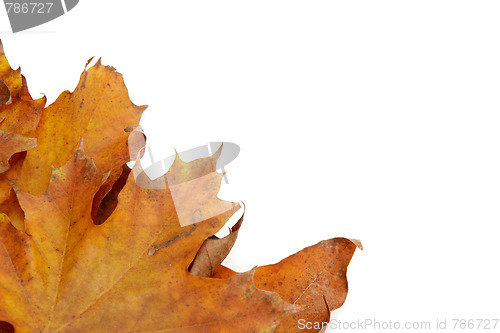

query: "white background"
xmin=1 ymin=1 xmax=500 ymax=332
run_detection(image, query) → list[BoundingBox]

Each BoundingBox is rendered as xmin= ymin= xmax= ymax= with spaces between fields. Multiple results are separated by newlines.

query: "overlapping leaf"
xmin=0 ymin=41 xmax=46 ymax=137
xmin=0 ymin=41 xmax=45 ymax=221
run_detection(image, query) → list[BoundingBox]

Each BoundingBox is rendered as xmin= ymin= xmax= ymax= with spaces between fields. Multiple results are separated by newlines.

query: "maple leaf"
xmin=0 ymin=41 xmax=46 ymax=138
xmin=0 ymin=144 xmax=298 ymax=332
xmin=196 ymin=238 xmax=361 ymax=333
xmin=0 ymin=40 xmax=46 ymax=221
xmin=0 ymin=41 xmax=360 ymax=333
xmin=14 ymin=58 xmax=146 ymax=196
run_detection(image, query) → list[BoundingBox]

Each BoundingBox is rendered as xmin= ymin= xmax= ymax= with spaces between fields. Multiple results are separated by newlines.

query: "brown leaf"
xmin=90 ymin=165 xmax=124 ymax=224
xmin=91 ymin=164 xmax=130 ymax=225
xmin=0 ymin=80 xmax=10 ymax=106
xmin=189 ymin=209 xmax=244 ymax=277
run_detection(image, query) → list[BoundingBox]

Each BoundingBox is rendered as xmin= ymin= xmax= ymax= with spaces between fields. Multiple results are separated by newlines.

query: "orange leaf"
xmin=0 ymin=41 xmax=360 ymax=333
xmin=211 ymin=239 xmax=361 ymax=332
xmin=253 ymin=238 xmax=361 ymax=332
xmin=0 ymin=40 xmax=46 ymax=137
xmin=16 ymin=59 xmax=146 ymax=195
xmin=0 ymin=144 xmax=298 ymax=332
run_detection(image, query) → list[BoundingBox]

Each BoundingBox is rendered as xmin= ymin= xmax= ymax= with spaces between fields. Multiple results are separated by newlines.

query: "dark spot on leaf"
xmin=0 ymin=321 xmax=14 ymax=333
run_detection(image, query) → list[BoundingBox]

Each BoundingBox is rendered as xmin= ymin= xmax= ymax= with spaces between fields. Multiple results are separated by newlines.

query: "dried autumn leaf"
xmin=0 ymin=40 xmax=46 ymax=137
xmin=210 ymin=239 xmax=361 ymax=332
xmin=0 ymin=41 xmax=360 ymax=333
xmin=0 ymin=41 xmax=23 ymax=97
xmin=15 ymin=58 xmax=146 ymax=195
xmin=253 ymin=238 xmax=360 ymax=332
xmin=0 ymin=144 xmax=297 ymax=332
xmin=0 ymin=126 xmax=32 ymax=232
xmin=0 ymin=40 xmax=45 ymax=213
xmin=0 ymin=80 xmax=10 ymax=106
xmin=189 ymin=210 xmax=244 ymax=277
